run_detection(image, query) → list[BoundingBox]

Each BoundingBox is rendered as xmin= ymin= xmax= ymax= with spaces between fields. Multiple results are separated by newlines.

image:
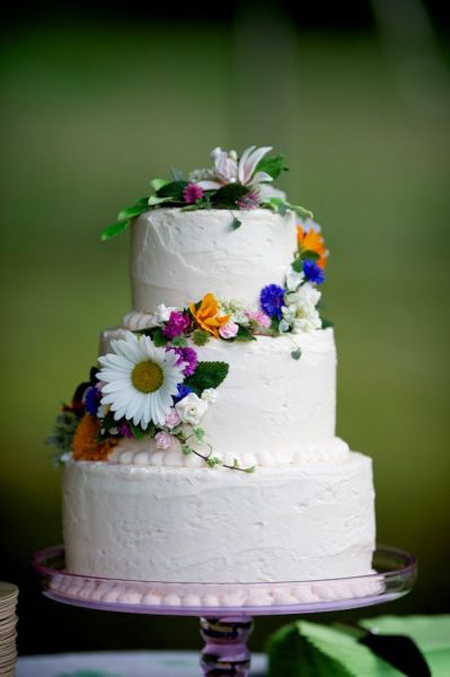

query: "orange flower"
xmin=297 ymin=225 xmax=328 ymax=269
xmin=72 ymin=414 xmax=117 ymax=461
xmin=189 ymin=293 xmax=231 ymax=338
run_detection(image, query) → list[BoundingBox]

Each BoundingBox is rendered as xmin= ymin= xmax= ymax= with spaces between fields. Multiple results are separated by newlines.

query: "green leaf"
xmin=150 ymin=178 xmax=168 ymax=191
xmin=301 ymin=249 xmax=320 ymax=261
xmin=181 ymin=443 xmax=193 ymax=455
xmin=243 ymin=465 xmax=255 ymax=473
xmin=291 ymin=348 xmax=302 ymax=360
xmin=321 ymin=318 xmax=334 ymax=329
xmin=130 ymin=422 xmax=155 ymax=439
xmin=148 ymin=195 xmax=175 ymax=207
xmin=270 ymin=317 xmax=280 ymax=333
xmin=193 ymin=427 xmax=206 ymax=442
xmin=211 ymin=183 xmax=249 ymax=207
xmin=117 ymin=197 xmax=149 ymax=221
xmin=234 ymin=325 xmax=257 ymax=342
xmin=291 ymin=257 xmax=304 ymax=273
xmin=267 ymin=197 xmax=288 ymax=215
xmin=184 ymin=361 xmax=229 ymax=396
xmin=152 ymin=327 xmax=169 ymax=347
xmin=206 ymin=456 xmax=223 ymax=468
xmin=288 ymin=202 xmax=314 ymax=219
xmin=255 ymin=154 xmax=288 ymax=179
xmin=230 ymin=217 xmax=242 ymax=230
xmin=192 ymin=329 xmax=210 ymax=346
xmin=156 ymin=180 xmax=188 ymax=201
xmin=101 ymin=219 xmax=130 ymax=241
xmin=171 ymin=336 xmax=188 ymax=347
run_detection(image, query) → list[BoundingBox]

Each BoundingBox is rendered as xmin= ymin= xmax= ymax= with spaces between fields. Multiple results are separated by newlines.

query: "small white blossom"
xmin=202 ymin=388 xmax=218 ymax=404
xmin=292 ymin=311 xmax=322 ymax=334
xmin=286 ymin=266 xmax=305 ymax=292
xmin=279 ymin=319 xmax=291 ymax=333
xmin=289 ymin=282 xmax=321 ymax=309
xmin=175 ymin=392 xmax=208 ymax=425
xmin=154 ymin=303 xmax=177 ymax=324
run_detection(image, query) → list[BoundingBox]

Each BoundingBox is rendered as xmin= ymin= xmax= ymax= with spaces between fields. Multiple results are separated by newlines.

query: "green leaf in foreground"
xmin=230 ymin=217 xmax=242 ymax=230
xmin=291 ymin=348 xmax=302 ymax=360
xmin=184 ymin=361 xmax=229 ymax=395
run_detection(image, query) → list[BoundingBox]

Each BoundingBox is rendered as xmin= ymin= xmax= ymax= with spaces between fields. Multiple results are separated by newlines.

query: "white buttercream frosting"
xmin=129 ymin=208 xmax=297 ymax=311
xmin=62 ymin=453 xmax=375 ymax=584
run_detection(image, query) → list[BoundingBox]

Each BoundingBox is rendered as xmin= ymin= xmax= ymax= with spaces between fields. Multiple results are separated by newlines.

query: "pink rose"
xmin=155 ymin=431 xmax=173 ymax=450
xmin=219 ymin=320 xmax=239 ymax=339
xmin=165 ymin=408 xmax=181 ymax=430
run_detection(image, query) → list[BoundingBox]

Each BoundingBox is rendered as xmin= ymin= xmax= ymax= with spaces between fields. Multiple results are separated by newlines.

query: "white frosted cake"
xmin=50 ymin=146 xmax=375 ymax=585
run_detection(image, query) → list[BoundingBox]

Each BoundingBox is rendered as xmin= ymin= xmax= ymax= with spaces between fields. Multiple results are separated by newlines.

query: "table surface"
xmin=17 ymin=651 xmax=267 ymax=676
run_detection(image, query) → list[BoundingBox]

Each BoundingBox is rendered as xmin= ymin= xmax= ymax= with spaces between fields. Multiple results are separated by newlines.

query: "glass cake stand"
xmin=33 ymin=544 xmax=416 ymax=676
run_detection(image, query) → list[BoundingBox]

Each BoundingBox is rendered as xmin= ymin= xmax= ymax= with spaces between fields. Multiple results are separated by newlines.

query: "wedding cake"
xmin=49 ymin=146 xmax=376 ymax=585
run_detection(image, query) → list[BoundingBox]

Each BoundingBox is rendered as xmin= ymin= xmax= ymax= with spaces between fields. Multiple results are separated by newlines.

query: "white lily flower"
xmin=195 ymin=145 xmax=274 ymax=191
xmin=238 ymin=145 xmax=273 ymax=186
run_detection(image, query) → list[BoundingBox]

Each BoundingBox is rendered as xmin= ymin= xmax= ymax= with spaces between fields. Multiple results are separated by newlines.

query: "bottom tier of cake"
xmin=62 ymin=452 xmax=375 ymax=584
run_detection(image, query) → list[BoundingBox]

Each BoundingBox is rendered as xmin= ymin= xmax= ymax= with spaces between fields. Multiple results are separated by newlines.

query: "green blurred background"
xmin=1 ymin=0 xmax=449 ymax=658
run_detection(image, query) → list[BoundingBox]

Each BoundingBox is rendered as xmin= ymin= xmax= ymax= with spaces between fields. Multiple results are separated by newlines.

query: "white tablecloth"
xmin=17 ymin=650 xmax=267 ymax=676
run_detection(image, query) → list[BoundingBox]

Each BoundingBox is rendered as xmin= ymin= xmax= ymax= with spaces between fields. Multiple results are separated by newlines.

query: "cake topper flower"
xmin=100 ymin=145 xmax=315 ymax=241
xmin=192 ymin=145 xmax=274 ymax=192
xmin=97 ymin=332 xmax=186 ymax=428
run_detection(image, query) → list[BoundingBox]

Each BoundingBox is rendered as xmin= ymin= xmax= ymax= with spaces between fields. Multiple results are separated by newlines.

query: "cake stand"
xmin=33 ymin=545 xmax=416 ymax=676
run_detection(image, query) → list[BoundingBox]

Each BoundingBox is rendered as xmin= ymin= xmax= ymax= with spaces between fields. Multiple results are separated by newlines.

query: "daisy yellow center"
xmin=131 ymin=360 xmax=163 ymax=393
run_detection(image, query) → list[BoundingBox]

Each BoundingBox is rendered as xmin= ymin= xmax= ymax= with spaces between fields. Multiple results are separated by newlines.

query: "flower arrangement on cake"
xmin=48 ymin=145 xmax=332 ymax=471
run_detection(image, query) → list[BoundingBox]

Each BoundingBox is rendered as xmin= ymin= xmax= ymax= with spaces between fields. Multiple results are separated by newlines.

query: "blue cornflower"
xmin=303 ymin=260 xmax=325 ymax=285
xmin=84 ymin=385 xmax=100 ymax=415
xmin=174 ymin=384 xmax=193 ymax=403
xmin=260 ymin=284 xmax=285 ymax=319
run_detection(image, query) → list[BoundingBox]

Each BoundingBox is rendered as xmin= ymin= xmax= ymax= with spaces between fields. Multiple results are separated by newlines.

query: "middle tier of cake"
xmin=99 ymin=327 xmax=343 ymax=467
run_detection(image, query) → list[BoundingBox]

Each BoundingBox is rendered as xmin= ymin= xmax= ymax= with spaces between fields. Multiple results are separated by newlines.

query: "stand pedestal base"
xmin=200 ymin=617 xmax=253 ymax=676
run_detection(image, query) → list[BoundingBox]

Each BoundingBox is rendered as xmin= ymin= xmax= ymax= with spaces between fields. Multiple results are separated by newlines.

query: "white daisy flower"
xmin=97 ymin=332 xmax=186 ymax=429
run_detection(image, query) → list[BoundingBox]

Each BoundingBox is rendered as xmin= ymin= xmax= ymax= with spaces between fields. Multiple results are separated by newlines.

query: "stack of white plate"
xmin=0 ymin=582 xmax=19 ymax=677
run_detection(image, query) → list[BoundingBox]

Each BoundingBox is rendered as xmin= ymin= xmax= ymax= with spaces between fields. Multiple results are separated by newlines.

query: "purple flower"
xmin=174 ymin=384 xmax=193 ymax=403
xmin=183 ymin=183 xmax=204 ymax=204
xmin=260 ymin=284 xmax=285 ymax=320
xmin=84 ymin=385 xmax=101 ymax=415
xmin=303 ymin=260 xmax=325 ymax=285
xmin=167 ymin=346 xmax=198 ymax=377
xmin=118 ymin=421 xmax=134 ymax=439
xmin=162 ymin=311 xmax=191 ymax=339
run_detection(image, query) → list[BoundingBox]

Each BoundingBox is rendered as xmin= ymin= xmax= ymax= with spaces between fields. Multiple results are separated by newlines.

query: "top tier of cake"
xmin=130 ymin=208 xmax=297 ymax=312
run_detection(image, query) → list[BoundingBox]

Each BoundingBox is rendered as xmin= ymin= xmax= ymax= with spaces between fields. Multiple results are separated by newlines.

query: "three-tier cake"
xmin=49 ymin=146 xmax=376 ymax=584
